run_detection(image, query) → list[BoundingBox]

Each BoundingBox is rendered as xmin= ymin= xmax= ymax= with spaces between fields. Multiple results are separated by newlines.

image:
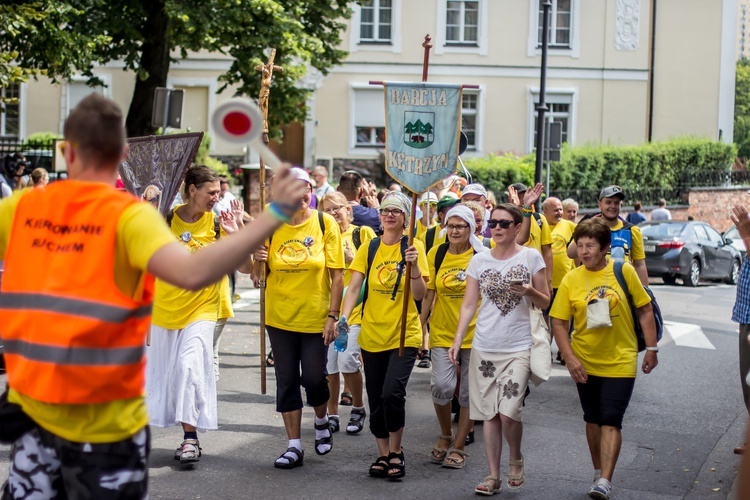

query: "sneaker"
xmin=328 ymin=415 xmax=340 ymax=433
xmin=175 ymin=439 xmax=202 ymax=464
xmin=346 ymin=408 xmax=366 ymax=434
xmin=588 ymin=479 xmax=612 ymax=500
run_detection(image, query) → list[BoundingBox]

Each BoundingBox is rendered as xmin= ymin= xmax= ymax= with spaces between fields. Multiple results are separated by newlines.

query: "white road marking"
xmin=662 ymin=321 xmax=715 ymax=350
xmin=232 ymin=288 xmax=260 ymax=310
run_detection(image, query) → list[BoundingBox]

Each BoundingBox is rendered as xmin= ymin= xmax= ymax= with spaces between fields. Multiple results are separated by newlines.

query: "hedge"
xmin=462 ymin=137 xmax=736 ymax=194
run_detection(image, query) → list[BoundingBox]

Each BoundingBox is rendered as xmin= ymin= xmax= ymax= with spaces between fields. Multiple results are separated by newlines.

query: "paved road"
xmin=1 ymin=277 xmax=746 ymax=499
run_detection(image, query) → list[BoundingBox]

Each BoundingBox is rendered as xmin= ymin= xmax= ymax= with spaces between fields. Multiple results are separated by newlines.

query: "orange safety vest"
xmin=0 ymin=181 xmax=154 ymax=404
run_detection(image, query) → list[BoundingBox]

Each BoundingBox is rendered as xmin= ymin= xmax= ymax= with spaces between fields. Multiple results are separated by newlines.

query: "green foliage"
xmin=463 ymin=137 xmax=736 ymax=193
xmin=735 ymin=59 xmax=750 ymax=159
xmin=2 ymin=0 xmax=358 ymax=136
xmin=204 ymin=156 xmax=230 ymax=179
xmin=26 ymin=132 xmax=62 ymax=147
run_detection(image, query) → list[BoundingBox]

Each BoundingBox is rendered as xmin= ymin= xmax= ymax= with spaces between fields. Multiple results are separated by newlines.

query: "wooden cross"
xmin=255 ymin=49 xmax=283 ymax=145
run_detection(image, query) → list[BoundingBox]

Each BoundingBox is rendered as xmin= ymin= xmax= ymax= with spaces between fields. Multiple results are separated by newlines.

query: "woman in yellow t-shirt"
xmin=254 ymin=168 xmax=344 ymax=469
xmin=420 ymin=205 xmax=485 ymax=470
xmin=146 ymin=164 xmax=249 ymax=464
xmin=550 ymin=219 xmax=658 ymax=499
xmin=319 ymin=191 xmax=375 ymax=435
xmin=339 ymin=190 xmax=429 ymax=480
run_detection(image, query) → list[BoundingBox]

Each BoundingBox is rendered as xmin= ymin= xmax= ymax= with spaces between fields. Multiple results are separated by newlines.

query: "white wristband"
xmin=645 ymin=346 xmax=659 ymax=352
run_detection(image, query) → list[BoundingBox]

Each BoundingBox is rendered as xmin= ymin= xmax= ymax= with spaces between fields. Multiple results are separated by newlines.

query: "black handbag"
xmin=0 ymin=385 xmax=36 ymax=444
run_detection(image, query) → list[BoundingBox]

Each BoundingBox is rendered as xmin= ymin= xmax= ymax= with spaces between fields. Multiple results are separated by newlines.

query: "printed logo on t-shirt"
xmin=587 ymin=286 xmax=622 ymax=312
xmin=278 ymin=240 xmax=311 ymax=268
xmin=479 ymin=265 xmax=529 ymax=316
xmin=440 ymin=266 xmax=467 ymax=295
xmin=551 ymin=233 xmax=568 ymax=256
xmin=375 ymin=260 xmax=400 ymax=291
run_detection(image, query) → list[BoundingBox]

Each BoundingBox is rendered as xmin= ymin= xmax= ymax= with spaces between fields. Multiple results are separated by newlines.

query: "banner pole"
xmin=256 ymin=49 xmax=282 ymax=394
xmin=399 ymin=34 xmax=433 ymax=357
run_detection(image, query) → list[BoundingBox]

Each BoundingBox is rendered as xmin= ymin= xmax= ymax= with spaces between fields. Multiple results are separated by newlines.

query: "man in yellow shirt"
xmin=543 ymin=197 xmax=576 ymax=293
xmin=510 ymin=182 xmax=553 ymax=293
xmin=0 ymin=94 xmax=307 ymax=499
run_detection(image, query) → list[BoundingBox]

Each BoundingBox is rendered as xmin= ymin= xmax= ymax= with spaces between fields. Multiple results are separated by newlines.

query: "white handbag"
xmin=529 ymin=305 xmax=552 ymax=387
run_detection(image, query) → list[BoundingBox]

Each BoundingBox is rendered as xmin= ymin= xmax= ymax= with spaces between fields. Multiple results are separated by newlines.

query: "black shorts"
xmin=576 ymin=375 xmax=635 ymax=429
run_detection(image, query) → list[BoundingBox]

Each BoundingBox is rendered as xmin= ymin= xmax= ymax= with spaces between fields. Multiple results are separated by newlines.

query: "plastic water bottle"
xmin=334 ymin=316 xmax=349 ymax=353
xmin=611 ymin=246 xmax=625 ymax=262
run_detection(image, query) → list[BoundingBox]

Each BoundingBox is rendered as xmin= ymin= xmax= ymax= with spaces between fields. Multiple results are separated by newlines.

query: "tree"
xmin=735 ymin=59 xmax=750 ymax=159
xmin=2 ymin=0 xmax=357 ymax=137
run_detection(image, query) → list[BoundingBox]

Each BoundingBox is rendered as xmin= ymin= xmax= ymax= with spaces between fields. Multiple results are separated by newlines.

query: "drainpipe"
xmin=647 ymin=0 xmax=657 ymax=142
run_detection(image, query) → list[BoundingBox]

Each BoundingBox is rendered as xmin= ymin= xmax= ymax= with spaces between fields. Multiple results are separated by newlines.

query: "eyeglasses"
xmin=379 ymin=208 xmax=404 ymax=217
xmin=322 ymin=205 xmax=346 ymax=214
xmin=446 ymin=223 xmax=469 ymax=231
xmin=488 ymin=219 xmax=515 ymax=229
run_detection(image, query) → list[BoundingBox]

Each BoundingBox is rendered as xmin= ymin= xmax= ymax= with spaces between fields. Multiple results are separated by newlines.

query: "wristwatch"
xmin=327 ymin=314 xmax=339 ymax=321
xmin=645 ymin=346 xmax=659 ymax=353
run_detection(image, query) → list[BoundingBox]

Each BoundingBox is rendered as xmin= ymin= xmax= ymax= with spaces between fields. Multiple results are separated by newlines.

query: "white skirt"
xmin=146 ymin=320 xmax=218 ymax=430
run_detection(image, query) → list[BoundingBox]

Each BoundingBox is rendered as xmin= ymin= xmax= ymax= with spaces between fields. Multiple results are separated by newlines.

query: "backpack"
xmin=425 ymin=226 xmax=438 ymax=253
xmin=360 ymin=235 xmax=421 ymax=316
xmin=532 ymin=212 xmax=543 ymax=228
xmin=612 ymin=261 xmax=664 ymax=352
xmin=579 ymin=213 xmax=634 ymax=259
xmin=433 ymin=241 xmax=478 ymax=275
xmin=352 ymin=226 xmax=362 ymax=250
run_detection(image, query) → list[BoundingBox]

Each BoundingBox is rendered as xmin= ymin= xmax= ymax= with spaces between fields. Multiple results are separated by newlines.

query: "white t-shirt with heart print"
xmin=466 ymin=246 xmax=546 ymax=353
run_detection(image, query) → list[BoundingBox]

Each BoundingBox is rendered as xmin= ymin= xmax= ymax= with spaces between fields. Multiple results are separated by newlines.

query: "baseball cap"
xmin=419 ymin=192 xmax=439 ymax=205
xmin=437 ymin=195 xmax=460 ymax=213
xmin=599 ymin=185 xmax=625 ymax=201
xmin=461 ymin=183 xmax=488 ymax=198
xmin=289 ymin=167 xmax=313 ymax=185
xmin=509 ymin=182 xmax=527 ymax=193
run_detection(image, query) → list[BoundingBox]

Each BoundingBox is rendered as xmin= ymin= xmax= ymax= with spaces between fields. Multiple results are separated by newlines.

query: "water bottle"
xmin=334 ymin=316 xmax=349 ymax=353
xmin=611 ymin=246 xmax=625 ymax=262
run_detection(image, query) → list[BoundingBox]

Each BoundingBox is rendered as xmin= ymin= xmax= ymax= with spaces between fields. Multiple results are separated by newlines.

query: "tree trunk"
xmin=125 ymin=0 xmax=170 ymax=138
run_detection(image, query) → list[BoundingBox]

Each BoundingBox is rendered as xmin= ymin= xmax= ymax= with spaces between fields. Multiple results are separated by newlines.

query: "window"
xmin=67 ymin=81 xmax=105 ymax=116
xmin=462 ymin=92 xmax=478 ymax=152
xmin=353 ymin=88 xmax=386 ymax=149
xmin=704 ymin=225 xmax=724 ymax=244
xmin=528 ymin=90 xmax=575 ymax=153
xmin=360 ymin=0 xmax=392 ymax=44
xmin=446 ymin=1 xmax=479 ymax=45
xmin=0 ymin=84 xmax=20 ymax=138
xmin=538 ymin=0 xmax=572 ymax=48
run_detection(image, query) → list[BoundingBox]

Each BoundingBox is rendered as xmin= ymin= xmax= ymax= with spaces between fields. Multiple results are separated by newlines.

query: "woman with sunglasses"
xmin=338 ymin=190 xmax=429 ymax=480
xmin=146 ymin=164 xmax=251 ymax=464
xmin=420 ymin=204 xmax=486 ymax=470
xmin=319 ymin=191 xmax=375 ymax=435
xmin=253 ymin=168 xmax=344 ymax=469
xmin=449 ymin=203 xmax=549 ymax=495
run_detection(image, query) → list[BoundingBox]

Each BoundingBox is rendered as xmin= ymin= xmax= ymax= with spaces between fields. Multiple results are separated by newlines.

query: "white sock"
xmin=315 ymin=415 xmax=332 ymax=454
xmin=595 ymin=478 xmax=612 ymax=492
xmin=275 ymin=438 xmax=303 ymax=464
xmin=346 ymin=406 xmax=366 ymax=432
xmin=593 ymin=469 xmax=601 ymax=483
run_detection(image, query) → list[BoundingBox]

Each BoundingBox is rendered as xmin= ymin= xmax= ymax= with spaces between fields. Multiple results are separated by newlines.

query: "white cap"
xmin=289 ymin=167 xmax=313 ymax=185
xmin=461 ymin=183 xmax=488 ymax=198
xmin=419 ymin=192 xmax=438 ymax=205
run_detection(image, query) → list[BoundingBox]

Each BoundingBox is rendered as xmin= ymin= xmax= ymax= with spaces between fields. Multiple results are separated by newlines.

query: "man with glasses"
xmin=338 ymin=170 xmax=382 ymax=235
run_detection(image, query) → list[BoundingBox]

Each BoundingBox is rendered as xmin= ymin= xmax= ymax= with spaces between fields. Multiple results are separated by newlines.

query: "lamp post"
xmin=534 ymin=0 xmax=552 ymax=210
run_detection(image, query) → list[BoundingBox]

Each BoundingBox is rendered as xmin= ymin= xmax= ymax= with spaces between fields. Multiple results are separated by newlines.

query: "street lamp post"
xmin=534 ymin=0 xmax=552 ymax=210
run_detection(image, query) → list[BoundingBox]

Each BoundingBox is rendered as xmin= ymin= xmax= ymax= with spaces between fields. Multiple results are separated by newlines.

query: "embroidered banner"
xmin=384 ymin=82 xmax=462 ymax=193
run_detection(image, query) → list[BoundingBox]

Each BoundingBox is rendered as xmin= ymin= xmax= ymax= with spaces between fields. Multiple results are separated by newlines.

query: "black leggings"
xmin=361 ymin=347 xmax=417 ymax=439
xmin=576 ymin=375 xmax=635 ymax=429
xmin=267 ymin=326 xmax=329 ymax=413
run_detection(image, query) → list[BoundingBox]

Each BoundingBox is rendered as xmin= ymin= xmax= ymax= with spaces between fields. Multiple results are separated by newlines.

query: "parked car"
xmin=724 ymin=224 xmax=747 ymax=260
xmin=640 ymin=220 xmax=742 ymax=287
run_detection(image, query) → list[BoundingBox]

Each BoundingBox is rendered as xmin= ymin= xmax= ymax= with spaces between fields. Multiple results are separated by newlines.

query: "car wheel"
xmin=727 ymin=259 xmax=741 ymax=285
xmin=683 ymin=259 xmax=701 ymax=287
xmin=662 ymin=275 xmax=677 ymax=285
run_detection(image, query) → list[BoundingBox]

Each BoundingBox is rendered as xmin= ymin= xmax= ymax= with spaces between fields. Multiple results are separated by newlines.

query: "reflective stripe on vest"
xmin=0 ymin=292 xmax=152 ymax=323
xmin=3 ymin=339 xmax=144 ymax=366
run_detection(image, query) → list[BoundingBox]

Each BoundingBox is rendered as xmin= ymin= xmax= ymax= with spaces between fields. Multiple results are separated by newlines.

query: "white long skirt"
xmin=146 ymin=320 xmax=218 ymax=430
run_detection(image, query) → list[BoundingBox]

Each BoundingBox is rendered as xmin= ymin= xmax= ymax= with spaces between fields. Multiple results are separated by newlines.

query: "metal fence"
xmin=0 ymin=138 xmax=54 ymax=174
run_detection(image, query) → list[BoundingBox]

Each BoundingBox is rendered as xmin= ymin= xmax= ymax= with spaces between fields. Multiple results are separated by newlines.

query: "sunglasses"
xmin=488 ymin=219 xmax=515 ymax=229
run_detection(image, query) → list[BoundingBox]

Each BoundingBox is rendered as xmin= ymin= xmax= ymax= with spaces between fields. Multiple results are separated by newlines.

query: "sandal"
xmin=274 ymin=446 xmax=304 ymax=469
xmin=386 ymin=450 xmax=405 ymax=480
xmin=346 ymin=408 xmax=366 ymax=435
xmin=339 ymin=392 xmax=353 ymax=406
xmin=417 ymin=350 xmax=431 ymax=368
xmin=266 ymin=350 xmax=274 ymax=367
xmin=507 ymin=457 xmax=525 ymax=490
xmin=368 ymin=455 xmax=389 ymax=478
xmin=442 ymin=448 xmax=467 ymax=469
xmin=475 ymin=475 xmax=501 ymax=496
xmin=465 ymin=430 xmax=475 ymax=446
xmin=174 ymin=439 xmax=202 ymax=464
xmin=314 ymin=420 xmax=333 ymax=456
xmin=328 ymin=415 xmax=340 ymax=433
xmin=429 ymin=433 xmax=455 ymax=463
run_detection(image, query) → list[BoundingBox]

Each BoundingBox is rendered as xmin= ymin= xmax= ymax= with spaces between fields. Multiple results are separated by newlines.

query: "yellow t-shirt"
xmin=525 ymin=212 xmax=552 ymax=253
xmin=341 ymin=224 xmax=376 ymax=326
xmin=152 ymin=206 xmax=223 ymax=329
xmin=416 ymin=219 xmax=435 ymax=240
xmin=350 ymin=238 xmax=430 ymax=352
xmin=610 ymin=219 xmax=646 ymax=262
xmin=0 ymin=189 xmax=175 ymax=443
xmin=417 ymin=224 xmax=446 ymax=253
xmin=264 ymin=211 xmax=344 ymax=333
xmin=426 ymin=245 xmax=476 ymax=349
xmin=549 ymin=260 xmax=651 ymax=377
xmin=550 ymin=219 xmax=576 ymax=288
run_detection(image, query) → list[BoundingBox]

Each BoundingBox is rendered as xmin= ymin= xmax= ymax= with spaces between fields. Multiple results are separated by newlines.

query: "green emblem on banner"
xmin=404 ymin=111 xmax=435 ymax=149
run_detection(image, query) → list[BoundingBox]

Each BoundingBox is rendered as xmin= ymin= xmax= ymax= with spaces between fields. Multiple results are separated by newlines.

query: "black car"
xmin=641 ymin=220 xmax=741 ymax=287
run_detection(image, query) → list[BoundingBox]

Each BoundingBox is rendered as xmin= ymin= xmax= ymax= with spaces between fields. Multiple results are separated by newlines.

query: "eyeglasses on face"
xmin=446 ymin=223 xmax=469 ymax=231
xmin=488 ymin=219 xmax=515 ymax=229
xmin=322 ymin=205 xmax=346 ymax=214
xmin=379 ymin=208 xmax=404 ymax=217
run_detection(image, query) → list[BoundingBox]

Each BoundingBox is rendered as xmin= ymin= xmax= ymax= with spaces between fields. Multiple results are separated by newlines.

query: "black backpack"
xmin=613 ymin=261 xmax=664 ymax=352
xmin=360 ymin=235 xmax=421 ymax=316
xmin=433 ymin=241 xmax=478 ymax=275
xmin=351 ymin=226 xmax=362 ymax=250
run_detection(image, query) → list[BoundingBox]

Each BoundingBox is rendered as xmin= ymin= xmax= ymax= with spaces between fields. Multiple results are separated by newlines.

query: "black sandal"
xmin=266 ymin=350 xmax=274 ymax=367
xmin=339 ymin=392 xmax=353 ymax=406
xmin=465 ymin=430 xmax=475 ymax=446
xmin=369 ymin=455 xmax=389 ymax=478
xmin=274 ymin=447 xmax=304 ymax=469
xmin=386 ymin=450 xmax=405 ymax=480
xmin=417 ymin=350 xmax=431 ymax=369
xmin=314 ymin=420 xmax=333 ymax=456
xmin=346 ymin=408 xmax=366 ymax=435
